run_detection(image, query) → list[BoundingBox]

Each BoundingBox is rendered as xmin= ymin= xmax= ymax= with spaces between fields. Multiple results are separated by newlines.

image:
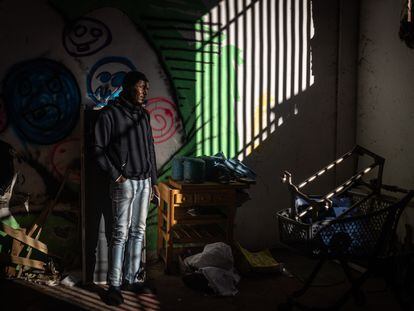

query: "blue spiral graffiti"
xmin=3 ymin=58 xmax=80 ymax=145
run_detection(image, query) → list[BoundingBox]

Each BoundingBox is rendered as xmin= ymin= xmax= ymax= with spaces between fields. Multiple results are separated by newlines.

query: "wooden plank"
xmin=4 ymin=235 xmax=24 ymax=277
xmin=0 ymin=253 xmax=45 ymax=270
xmin=2 ymin=223 xmax=48 ymax=254
xmin=159 ymin=182 xmax=172 ymax=200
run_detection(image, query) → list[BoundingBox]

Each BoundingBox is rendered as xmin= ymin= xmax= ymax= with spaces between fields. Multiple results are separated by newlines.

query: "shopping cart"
xmin=277 ymin=145 xmax=414 ymax=310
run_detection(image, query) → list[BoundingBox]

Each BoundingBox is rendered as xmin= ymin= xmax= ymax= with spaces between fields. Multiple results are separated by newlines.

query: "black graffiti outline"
xmin=63 ymin=16 xmax=112 ymax=57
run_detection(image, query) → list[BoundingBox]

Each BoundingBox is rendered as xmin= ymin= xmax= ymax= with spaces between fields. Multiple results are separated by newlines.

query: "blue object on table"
xmin=172 ymin=156 xmax=187 ymax=181
xmin=183 ymin=158 xmax=206 ymax=183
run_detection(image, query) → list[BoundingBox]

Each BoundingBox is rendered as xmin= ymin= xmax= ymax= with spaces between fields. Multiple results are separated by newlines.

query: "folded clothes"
xmin=172 ymin=152 xmax=256 ymax=184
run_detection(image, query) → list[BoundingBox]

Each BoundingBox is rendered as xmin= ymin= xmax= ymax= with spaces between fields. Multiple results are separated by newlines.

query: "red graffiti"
xmin=146 ymin=97 xmax=180 ymax=144
xmin=50 ymin=138 xmax=81 ymax=183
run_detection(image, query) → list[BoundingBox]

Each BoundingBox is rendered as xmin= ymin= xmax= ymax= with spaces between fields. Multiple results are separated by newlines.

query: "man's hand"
xmin=151 ymin=184 xmax=160 ymax=206
xmin=152 ymin=184 xmax=160 ymax=199
xmin=115 ymin=175 xmax=127 ymax=183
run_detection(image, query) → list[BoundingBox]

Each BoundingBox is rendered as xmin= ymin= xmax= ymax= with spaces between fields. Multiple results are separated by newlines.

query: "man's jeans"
xmin=108 ymin=177 xmax=151 ymax=287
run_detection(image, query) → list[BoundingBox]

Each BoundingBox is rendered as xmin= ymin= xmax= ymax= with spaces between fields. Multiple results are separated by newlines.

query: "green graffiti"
xmin=195 ymin=23 xmax=242 ymax=158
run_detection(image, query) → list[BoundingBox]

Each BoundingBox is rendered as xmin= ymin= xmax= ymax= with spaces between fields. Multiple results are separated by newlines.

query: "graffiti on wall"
xmin=63 ymin=17 xmax=112 ymax=57
xmin=50 ymin=138 xmax=81 ymax=184
xmin=3 ymin=59 xmax=80 ymax=145
xmin=87 ymin=56 xmax=136 ymax=107
xmin=147 ymin=97 xmax=181 ymax=144
xmin=1 ymin=0 xmax=197 ymax=256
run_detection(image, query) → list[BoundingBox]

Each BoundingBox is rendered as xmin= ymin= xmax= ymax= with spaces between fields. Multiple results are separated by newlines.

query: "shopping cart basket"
xmin=277 ymin=145 xmax=414 ymax=310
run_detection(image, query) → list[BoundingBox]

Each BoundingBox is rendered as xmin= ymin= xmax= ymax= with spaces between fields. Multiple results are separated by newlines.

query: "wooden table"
xmin=157 ymin=178 xmax=251 ymax=272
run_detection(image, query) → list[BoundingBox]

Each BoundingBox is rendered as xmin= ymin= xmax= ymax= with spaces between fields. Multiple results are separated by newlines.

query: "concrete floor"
xmin=0 ymin=248 xmax=409 ymax=311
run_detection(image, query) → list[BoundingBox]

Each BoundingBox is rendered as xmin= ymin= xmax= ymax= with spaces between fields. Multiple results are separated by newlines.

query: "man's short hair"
xmin=122 ymin=71 xmax=148 ymax=92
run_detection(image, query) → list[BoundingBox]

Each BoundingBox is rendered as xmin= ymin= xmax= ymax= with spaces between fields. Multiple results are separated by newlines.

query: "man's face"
xmin=130 ymin=80 xmax=149 ymax=105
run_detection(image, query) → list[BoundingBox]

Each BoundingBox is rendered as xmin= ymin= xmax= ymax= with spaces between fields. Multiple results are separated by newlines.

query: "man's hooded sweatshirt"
xmin=94 ymin=97 xmax=157 ymax=184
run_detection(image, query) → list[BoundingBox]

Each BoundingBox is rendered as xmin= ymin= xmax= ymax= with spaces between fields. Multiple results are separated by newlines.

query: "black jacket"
xmin=94 ymin=98 xmax=157 ymax=184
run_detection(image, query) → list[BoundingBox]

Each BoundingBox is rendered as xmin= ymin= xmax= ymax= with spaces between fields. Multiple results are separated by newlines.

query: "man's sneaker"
xmin=121 ymin=281 xmax=156 ymax=294
xmin=105 ymin=285 xmax=124 ymax=306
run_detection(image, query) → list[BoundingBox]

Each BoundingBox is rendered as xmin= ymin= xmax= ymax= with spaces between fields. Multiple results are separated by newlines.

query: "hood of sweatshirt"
xmin=117 ymin=96 xmax=148 ymax=122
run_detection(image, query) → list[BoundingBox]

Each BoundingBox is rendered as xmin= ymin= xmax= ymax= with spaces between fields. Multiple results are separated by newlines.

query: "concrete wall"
xmin=235 ymin=0 xmax=360 ymax=249
xmin=357 ymin=0 xmax=414 ymax=241
xmin=357 ymin=0 xmax=414 ymax=190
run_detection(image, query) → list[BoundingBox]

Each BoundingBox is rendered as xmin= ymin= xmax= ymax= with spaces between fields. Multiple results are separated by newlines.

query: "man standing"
xmin=94 ymin=71 xmax=160 ymax=305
